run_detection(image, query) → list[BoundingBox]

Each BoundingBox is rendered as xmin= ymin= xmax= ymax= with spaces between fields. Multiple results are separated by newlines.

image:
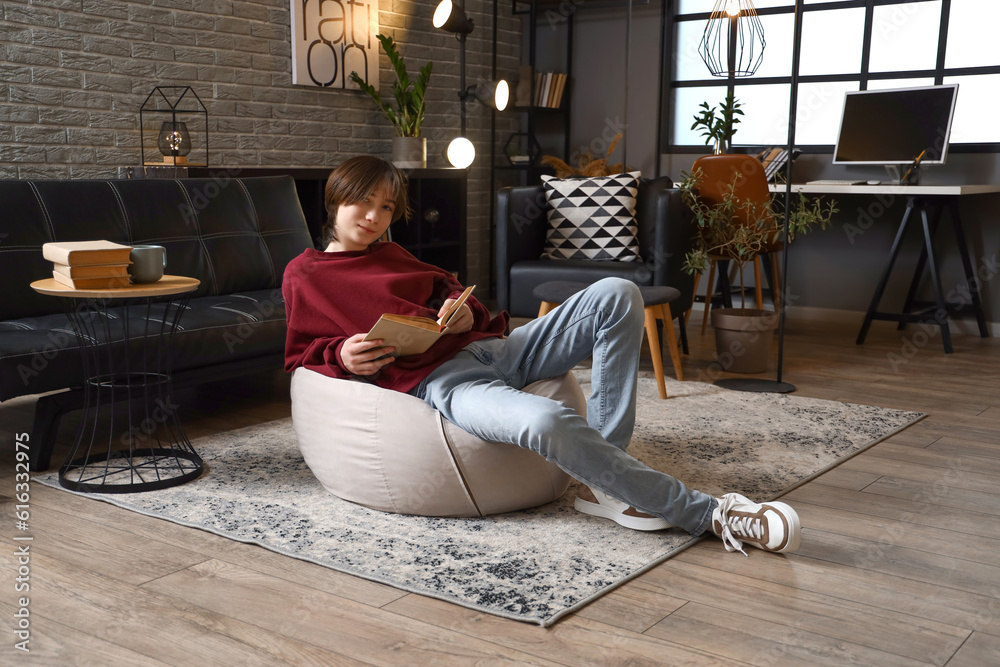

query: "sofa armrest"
xmin=496 ymin=185 xmax=549 ymax=313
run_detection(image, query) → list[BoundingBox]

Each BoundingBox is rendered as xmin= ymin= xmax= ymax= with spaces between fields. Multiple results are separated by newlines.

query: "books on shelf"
xmin=363 ymin=285 xmax=475 ymax=356
xmin=42 ymin=240 xmax=133 ymax=289
xmin=528 ymin=70 xmax=568 ymax=109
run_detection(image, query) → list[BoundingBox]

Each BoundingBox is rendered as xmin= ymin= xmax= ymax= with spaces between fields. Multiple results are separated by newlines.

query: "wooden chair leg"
xmin=660 ymin=303 xmax=683 ymax=382
xmin=770 ymin=251 xmax=782 ymax=312
xmin=753 ymin=256 xmax=764 ymax=309
xmin=687 ymin=271 xmax=701 ymax=323
xmin=537 ymin=301 xmax=557 ymax=317
xmin=643 ymin=307 xmax=667 ymax=399
xmin=701 ymin=260 xmax=716 ymax=335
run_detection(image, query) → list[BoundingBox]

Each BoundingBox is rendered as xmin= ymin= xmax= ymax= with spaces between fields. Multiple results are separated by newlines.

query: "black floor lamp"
xmin=701 ymin=1 xmax=804 ymax=394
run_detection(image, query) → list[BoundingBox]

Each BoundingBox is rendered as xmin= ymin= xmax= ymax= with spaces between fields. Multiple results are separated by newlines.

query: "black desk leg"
xmin=949 ymin=199 xmax=990 ymax=338
xmin=857 ymin=200 xmax=915 ymax=345
xmin=897 ymin=202 xmax=943 ymax=330
xmin=919 ymin=205 xmax=953 ymax=354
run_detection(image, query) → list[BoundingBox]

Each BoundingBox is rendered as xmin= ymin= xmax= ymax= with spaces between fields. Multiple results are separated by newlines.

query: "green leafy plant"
xmin=350 ymin=34 xmax=432 ymax=137
xmin=678 ymin=168 xmax=837 ymax=307
xmin=690 ymin=93 xmax=744 ymax=151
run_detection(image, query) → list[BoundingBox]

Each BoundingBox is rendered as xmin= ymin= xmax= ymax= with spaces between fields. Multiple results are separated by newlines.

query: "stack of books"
xmin=42 ymin=241 xmax=133 ymax=289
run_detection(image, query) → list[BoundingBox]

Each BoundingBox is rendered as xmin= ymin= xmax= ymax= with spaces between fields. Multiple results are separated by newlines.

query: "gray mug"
xmin=129 ymin=245 xmax=166 ymax=283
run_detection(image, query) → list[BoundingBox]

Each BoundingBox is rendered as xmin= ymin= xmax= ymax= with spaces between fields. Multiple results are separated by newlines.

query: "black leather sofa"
xmin=0 ymin=175 xmax=314 ymax=470
xmin=495 ymin=176 xmax=696 ymax=344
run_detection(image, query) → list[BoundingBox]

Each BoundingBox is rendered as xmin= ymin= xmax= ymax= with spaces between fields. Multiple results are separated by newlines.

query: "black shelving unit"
xmin=391 ymin=168 xmax=468 ymax=283
xmin=488 ymin=0 xmax=574 ymax=296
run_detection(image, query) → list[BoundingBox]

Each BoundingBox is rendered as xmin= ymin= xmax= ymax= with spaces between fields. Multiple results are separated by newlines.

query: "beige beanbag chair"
xmin=290 ymin=368 xmax=584 ymax=517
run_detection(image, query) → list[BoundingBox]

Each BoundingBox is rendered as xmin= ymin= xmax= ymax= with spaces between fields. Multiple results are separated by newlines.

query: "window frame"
xmin=661 ymin=0 xmax=1000 ymax=154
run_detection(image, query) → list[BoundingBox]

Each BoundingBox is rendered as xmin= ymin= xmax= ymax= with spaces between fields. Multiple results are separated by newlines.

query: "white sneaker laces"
xmin=716 ymin=494 xmax=764 ymax=557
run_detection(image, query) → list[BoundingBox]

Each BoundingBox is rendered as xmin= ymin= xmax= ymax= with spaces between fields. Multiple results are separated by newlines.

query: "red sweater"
xmin=282 ymin=243 xmax=508 ymax=393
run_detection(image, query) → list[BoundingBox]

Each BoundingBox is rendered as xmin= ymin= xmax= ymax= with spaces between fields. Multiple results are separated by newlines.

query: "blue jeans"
xmin=412 ymin=278 xmax=716 ymax=535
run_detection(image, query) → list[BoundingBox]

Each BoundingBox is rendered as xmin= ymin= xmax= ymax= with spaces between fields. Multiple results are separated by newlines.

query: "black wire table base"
xmin=57 ymin=290 xmax=204 ymax=493
xmin=60 ymin=447 xmax=204 ymax=493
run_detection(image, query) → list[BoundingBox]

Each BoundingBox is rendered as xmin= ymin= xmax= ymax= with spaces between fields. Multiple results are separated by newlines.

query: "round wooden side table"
xmin=31 ymin=275 xmax=204 ymax=493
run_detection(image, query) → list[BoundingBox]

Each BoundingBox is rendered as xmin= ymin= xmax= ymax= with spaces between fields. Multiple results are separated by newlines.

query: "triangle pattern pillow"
xmin=541 ymin=171 xmax=642 ymax=261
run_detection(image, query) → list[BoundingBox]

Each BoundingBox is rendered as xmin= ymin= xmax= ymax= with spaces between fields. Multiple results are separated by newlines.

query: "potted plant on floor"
xmin=350 ymin=34 xmax=432 ymax=169
xmin=678 ymin=167 xmax=837 ymax=372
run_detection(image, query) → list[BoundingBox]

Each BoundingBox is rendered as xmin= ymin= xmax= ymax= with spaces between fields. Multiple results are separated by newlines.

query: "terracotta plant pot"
xmin=392 ymin=136 xmax=426 ymax=169
xmin=710 ymin=307 xmax=779 ymax=374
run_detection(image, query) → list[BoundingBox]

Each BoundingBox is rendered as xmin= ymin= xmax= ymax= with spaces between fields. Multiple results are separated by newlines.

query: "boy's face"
xmin=330 ymin=187 xmax=397 ymax=252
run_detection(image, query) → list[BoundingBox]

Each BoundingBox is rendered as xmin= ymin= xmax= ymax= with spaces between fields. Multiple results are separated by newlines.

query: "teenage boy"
xmin=283 ymin=155 xmax=801 ymax=555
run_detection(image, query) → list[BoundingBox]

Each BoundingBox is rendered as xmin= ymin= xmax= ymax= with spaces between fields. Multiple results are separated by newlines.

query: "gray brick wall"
xmin=0 ymin=0 xmax=523 ymax=291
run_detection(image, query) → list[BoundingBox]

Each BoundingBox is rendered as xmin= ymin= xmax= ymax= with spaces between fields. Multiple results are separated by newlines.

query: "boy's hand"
xmin=340 ymin=334 xmax=395 ymax=375
xmin=438 ymin=300 xmax=473 ymax=334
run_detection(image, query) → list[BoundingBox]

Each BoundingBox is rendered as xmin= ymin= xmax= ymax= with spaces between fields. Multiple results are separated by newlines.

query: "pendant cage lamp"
xmin=698 ymin=0 xmax=766 ymax=78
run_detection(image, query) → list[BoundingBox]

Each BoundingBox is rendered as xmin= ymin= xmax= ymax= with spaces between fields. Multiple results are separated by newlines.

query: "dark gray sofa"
xmin=0 ymin=175 xmax=314 ymax=470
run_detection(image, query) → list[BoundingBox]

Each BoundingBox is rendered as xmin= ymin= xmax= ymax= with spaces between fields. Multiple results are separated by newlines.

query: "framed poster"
xmin=290 ymin=0 xmax=379 ymax=89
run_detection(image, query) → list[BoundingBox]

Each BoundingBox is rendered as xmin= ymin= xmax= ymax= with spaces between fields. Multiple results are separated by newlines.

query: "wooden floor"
xmin=1 ymin=312 xmax=999 ymax=665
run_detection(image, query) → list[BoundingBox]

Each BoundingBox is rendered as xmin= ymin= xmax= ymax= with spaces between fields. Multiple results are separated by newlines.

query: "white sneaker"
xmin=574 ymin=486 xmax=673 ymax=531
xmin=712 ymin=493 xmax=801 ymax=555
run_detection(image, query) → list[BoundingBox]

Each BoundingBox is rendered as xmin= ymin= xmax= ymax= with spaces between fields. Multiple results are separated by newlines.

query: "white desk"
xmin=770 ymin=183 xmax=1000 ymax=197
xmin=770 ymin=182 xmax=998 ymax=353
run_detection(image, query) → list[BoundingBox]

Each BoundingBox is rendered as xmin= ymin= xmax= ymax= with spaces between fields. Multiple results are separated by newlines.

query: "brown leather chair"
xmin=685 ymin=154 xmax=782 ymax=333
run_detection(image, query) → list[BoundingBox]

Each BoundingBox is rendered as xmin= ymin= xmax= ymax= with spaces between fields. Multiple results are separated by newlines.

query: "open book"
xmin=363 ymin=285 xmax=476 ymax=356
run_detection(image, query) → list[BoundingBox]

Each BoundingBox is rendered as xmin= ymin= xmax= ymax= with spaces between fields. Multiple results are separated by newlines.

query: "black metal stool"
xmin=532 ymin=280 xmax=683 ymax=399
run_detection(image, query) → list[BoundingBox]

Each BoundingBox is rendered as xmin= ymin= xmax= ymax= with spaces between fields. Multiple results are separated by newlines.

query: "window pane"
xmin=799 ymin=8 xmax=865 ymax=76
xmin=674 ymin=20 xmax=710 ymax=81
xmin=943 ymin=74 xmax=1000 ymax=144
xmin=731 ymin=84 xmax=791 ymax=146
xmin=673 ymin=86 xmax=728 ymax=146
xmin=869 ymin=2 xmax=941 ymax=73
xmin=751 ymin=13 xmax=794 ymax=79
xmin=796 ymin=81 xmax=858 ymax=145
xmin=946 ymin=0 xmax=1000 ymax=69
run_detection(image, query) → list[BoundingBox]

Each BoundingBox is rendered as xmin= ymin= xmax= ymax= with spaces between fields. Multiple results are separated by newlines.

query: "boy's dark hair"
xmin=321 ymin=156 xmax=411 ymax=247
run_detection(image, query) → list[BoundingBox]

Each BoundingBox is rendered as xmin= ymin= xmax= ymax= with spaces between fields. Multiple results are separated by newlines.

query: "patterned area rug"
xmin=37 ymin=372 xmax=924 ymax=626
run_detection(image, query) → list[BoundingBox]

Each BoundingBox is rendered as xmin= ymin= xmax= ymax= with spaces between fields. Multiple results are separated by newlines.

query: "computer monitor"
xmin=832 ymin=84 xmax=959 ymax=166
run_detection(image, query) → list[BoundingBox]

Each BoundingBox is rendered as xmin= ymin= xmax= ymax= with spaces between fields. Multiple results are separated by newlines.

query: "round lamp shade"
xmin=491 ymin=80 xmax=510 ymax=111
xmin=446 ymin=137 xmax=475 ymax=169
xmin=433 ymin=0 xmax=474 ymax=34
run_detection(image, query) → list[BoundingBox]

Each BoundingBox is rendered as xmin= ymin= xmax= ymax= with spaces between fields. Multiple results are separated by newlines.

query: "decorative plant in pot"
xmin=678 ymin=168 xmax=837 ymax=372
xmin=690 ymin=93 xmax=743 ymax=154
xmin=350 ymin=34 xmax=432 ymax=169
